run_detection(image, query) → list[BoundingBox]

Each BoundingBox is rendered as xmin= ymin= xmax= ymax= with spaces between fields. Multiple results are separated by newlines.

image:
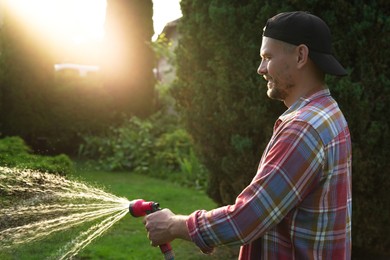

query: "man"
xmin=144 ymin=11 xmax=352 ymax=259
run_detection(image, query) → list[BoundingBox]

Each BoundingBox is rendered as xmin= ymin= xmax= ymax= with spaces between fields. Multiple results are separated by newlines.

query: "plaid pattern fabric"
xmin=187 ymin=89 xmax=352 ymax=259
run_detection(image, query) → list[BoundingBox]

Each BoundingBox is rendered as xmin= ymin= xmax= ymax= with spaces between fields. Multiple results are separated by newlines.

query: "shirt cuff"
xmin=186 ymin=210 xmax=214 ymax=254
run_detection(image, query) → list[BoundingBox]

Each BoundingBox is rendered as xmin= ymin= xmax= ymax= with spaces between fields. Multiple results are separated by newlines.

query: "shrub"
xmin=79 ymin=116 xmax=154 ymax=172
xmin=78 ymin=113 xmax=208 ymax=190
xmin=0 ymin=136 xmax=73 ymax=175
xmin=0 ymin=135 xmax=31 ymax=156
xmin=155 ymin=128 xmax=193 ymax=171
xmin=175 ymin=0 xmax=284 ymax=205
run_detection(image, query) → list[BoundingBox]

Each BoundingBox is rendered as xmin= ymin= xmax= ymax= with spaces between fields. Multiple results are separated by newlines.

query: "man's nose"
xmin=257 ymin=60 xmax=267 ymax=75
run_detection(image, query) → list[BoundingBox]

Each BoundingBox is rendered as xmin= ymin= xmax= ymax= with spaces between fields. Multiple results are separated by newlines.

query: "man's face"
xmin=257 ymin=37 xmax=296 ymax=101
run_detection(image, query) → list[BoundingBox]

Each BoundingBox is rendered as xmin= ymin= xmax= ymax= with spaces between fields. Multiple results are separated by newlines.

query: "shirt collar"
xmin=279 ymin=88 xmax=331 ymax=121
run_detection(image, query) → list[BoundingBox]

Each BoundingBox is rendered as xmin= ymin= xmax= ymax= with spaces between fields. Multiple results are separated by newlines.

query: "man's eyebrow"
xmin=260 ymin=51 xmax=271 ymax=58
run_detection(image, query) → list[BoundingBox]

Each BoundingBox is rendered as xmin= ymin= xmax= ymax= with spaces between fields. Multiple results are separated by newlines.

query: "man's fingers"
xmin=147 ymin=232 xmax=159 ymax=247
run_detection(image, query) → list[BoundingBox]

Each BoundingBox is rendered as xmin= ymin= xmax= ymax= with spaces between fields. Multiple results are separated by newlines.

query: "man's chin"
xmin=267 ymin=89 xmax=285 ymax=102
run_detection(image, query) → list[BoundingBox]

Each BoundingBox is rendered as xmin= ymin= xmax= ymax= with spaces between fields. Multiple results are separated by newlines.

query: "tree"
xmin=175 ymin=0 xmax=389 ymax=256
xmin=0 ymin=5 xmax=56 ymax=150
xmin=0 ymin=5 xmax=112 ymax=154
xmin=103 ymin=0 xmax=155 ymax=118
xmin=0 ymin=0 xmax=156 ymax=154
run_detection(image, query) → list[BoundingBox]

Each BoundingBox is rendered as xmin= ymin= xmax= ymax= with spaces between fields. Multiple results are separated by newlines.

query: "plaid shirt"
xmin=187 ymin=89 xmax=352 ymax=259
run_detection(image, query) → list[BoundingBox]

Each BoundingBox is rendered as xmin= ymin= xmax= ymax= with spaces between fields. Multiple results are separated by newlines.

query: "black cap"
xmin=263 ymin=11 xmax=347 ymax=76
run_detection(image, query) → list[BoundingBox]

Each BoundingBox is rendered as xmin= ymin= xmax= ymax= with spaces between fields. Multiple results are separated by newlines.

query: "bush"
xmin=0 ymin=136 xmax=73 ymax=175
xmin=78 ymin=113 xmax=208 ymax=190
xmin=176 ymin=0 xmax=389 ymax=256
xmin=79 ymin=116 xmax=154 ymax=172
xmin=175 ymin=0 xmax=284 ymax=205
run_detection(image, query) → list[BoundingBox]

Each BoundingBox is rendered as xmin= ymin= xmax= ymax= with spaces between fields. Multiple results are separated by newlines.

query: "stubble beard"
xmin=267 ymin=81 xmax=289 ymax=101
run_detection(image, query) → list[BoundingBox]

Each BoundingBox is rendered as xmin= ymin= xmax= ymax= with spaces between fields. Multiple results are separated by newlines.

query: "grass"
xmin=71 ymin=169 xmax=239 ymax=259
xmin=0 ymin=168 xmax=239 ymax=259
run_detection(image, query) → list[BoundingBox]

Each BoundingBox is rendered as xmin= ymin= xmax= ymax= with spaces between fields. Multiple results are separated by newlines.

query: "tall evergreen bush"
xmin=175 ymin=0 xmax=389 ymax=256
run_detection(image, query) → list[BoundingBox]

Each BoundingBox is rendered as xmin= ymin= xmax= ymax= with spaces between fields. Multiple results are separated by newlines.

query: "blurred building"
xmin=154 ymin=18 xmax=180 ymax=84
xmin=54 ymin=63 xmax=100 ymax=77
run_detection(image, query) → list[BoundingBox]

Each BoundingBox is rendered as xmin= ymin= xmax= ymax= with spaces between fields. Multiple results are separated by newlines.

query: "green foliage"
xmin=79 ymin=28 xmax=208 ymax=190
xmin=0 ymin=12 xmax=114 ymax=154
xmin=176 ymin=0 xmax=284 ymax=205
xmin=0 ymin=137 xmax=73 ymax=175
xmin=0 ymin=135 xmax=31 ymax=155
xmin=0 ymin=7 xmax=57 ymax=152
xmin=155 ymin=128 xmax=193 ymax=170
xmin=177 ymin=0 xmax=389 ymax=256
xmin=79 ymin=116 xmax=154 ymax=172
xmin=79 ymin=114 xmax=208 ymax=190
xmin=0 ymin=1 xmax=156 ymax=154
xmin=36 ymin=73 xmax=118 ymax=154
xmin=150 ymin=33 xmax=175 ymax=63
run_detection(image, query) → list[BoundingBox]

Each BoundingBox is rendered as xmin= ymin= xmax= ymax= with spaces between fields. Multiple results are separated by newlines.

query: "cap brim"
xmin=309 ymin=51 xmax=348 ymax=76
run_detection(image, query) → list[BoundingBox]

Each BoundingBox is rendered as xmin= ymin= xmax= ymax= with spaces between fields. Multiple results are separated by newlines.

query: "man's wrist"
xmin=170 ymin=215 xmax=191 ymax=241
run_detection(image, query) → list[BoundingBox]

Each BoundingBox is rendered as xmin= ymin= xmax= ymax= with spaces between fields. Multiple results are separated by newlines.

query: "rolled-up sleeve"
xmin=186 ymin=210 xmax=215 ymax=254
xmin=186 ymin=120 xmax=325 ymax=253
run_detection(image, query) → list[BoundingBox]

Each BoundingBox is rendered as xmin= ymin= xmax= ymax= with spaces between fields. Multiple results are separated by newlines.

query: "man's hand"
xmin=143 ymin=208 xmax=191 ymax=246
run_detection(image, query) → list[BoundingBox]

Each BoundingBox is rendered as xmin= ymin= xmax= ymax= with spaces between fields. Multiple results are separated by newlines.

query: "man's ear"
xmin=296 ymin=44 xmax=309 ymax=69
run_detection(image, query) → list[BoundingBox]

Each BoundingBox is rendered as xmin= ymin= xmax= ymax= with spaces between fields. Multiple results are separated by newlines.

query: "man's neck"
xmin=284 ymin=82 xmax=326 ymax=107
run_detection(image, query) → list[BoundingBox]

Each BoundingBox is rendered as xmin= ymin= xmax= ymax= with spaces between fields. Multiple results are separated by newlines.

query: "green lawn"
xmin=72 ymin=170 xmax=239 ymax=259
xmin=1 ymin=169 xmax=239 ymax=259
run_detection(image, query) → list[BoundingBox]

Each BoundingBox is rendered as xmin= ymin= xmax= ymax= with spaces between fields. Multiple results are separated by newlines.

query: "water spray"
xmin=0 ymin=166 xmax=130 ymax=259
xmin=0 ymin=167 xmax=175 ymax=259
xmin=128 ymin=199 xmax=174 ymax=260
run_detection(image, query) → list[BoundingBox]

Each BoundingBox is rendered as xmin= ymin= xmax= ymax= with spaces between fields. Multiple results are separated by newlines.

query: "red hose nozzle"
xmin=129 ymin=199 xmax=160 ymax=217
xmin=128 ymin=199 xmax=174 ymax=260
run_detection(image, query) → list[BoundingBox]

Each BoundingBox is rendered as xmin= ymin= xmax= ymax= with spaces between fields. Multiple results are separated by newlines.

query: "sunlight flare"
xmin=4 ymin=0 xmax=106 ymax=45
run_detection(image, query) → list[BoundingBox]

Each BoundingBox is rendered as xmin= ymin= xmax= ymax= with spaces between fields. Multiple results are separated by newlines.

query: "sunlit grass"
xmin=0 ymin=167 xmax=238 ymax=259
xmin=70 ymin=169 xmax=238 ymax=259
xmin=69 ymin=172 xmax=225 ymax=259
